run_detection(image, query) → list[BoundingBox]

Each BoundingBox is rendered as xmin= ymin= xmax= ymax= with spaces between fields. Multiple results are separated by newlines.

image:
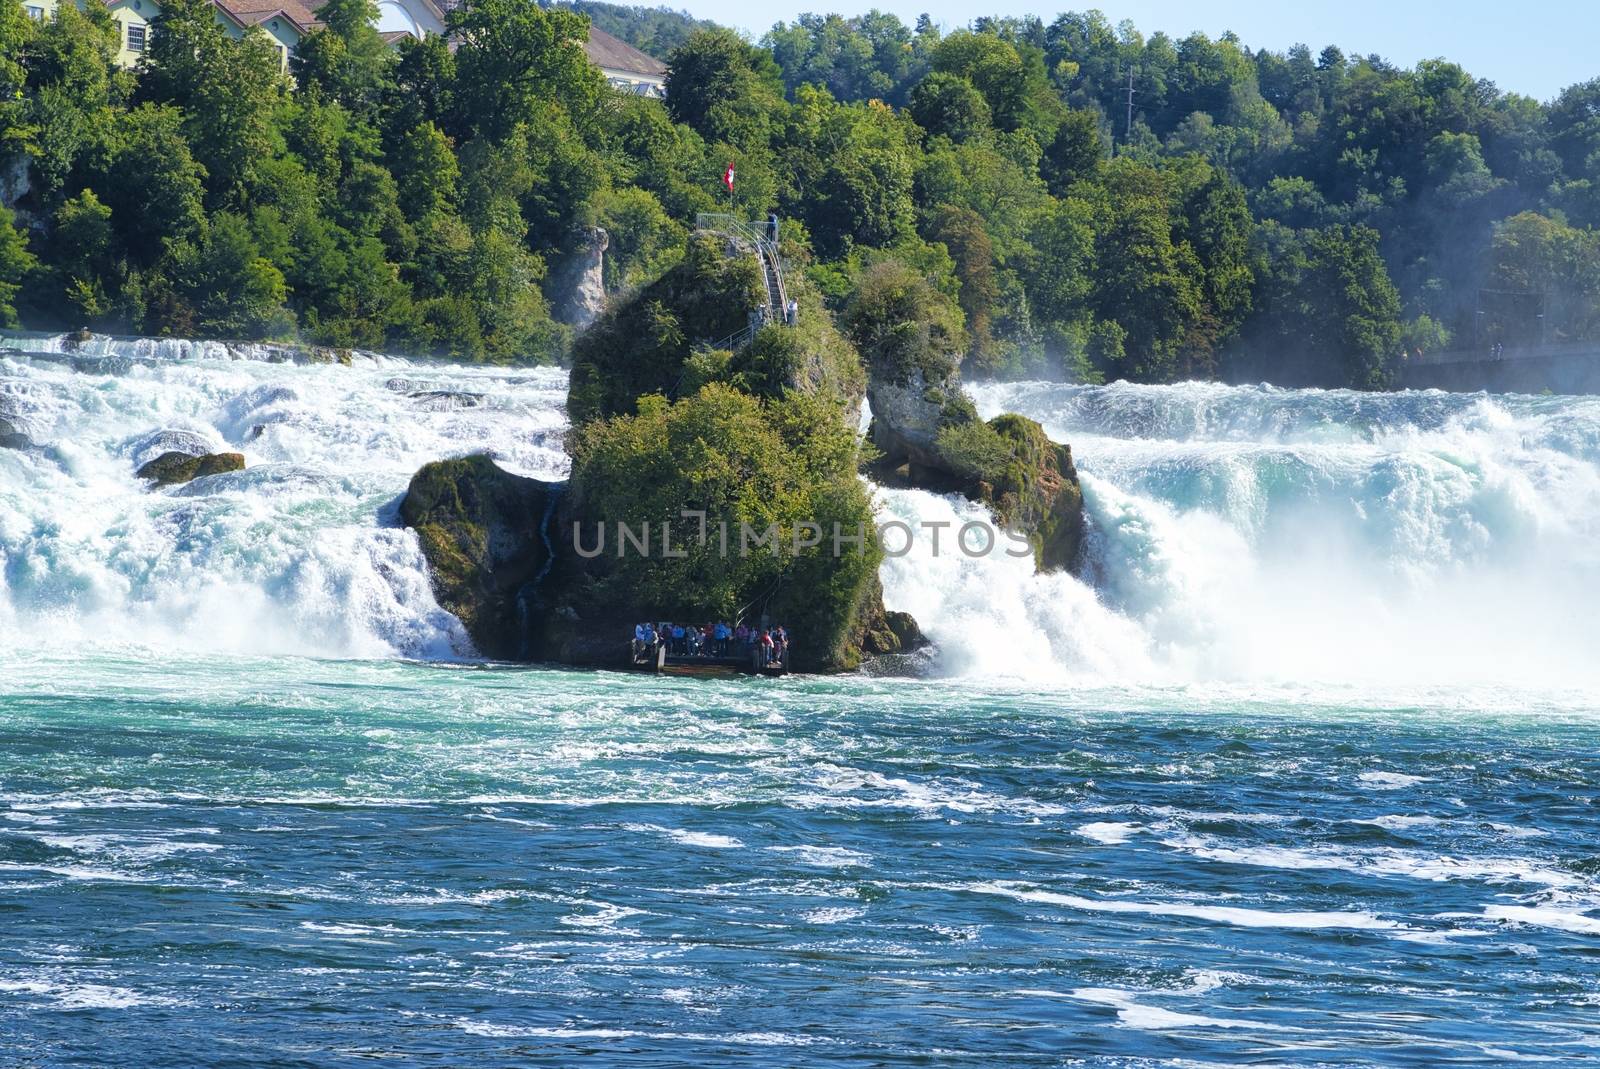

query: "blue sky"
xmin=682 ymin=0 xmax=1599 ymax=102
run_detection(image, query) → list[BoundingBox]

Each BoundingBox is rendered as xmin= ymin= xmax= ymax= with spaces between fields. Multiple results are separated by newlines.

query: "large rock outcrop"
xmin=403 ymin=231 xmax=913 ymax=672
xmin=553 ymin=226 xmax=609 ymax=330
xmin=137 ymin=451 xmax=245 ymax=486
xmin=846 ymin=260 xmax=1087 ymax=574
xmin=398 ymin=455 xmax=561 ymax=661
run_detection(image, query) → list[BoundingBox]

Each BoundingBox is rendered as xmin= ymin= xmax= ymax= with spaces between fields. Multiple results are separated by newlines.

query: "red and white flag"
xmin=723 ymin=162 xmax=735 ymax=193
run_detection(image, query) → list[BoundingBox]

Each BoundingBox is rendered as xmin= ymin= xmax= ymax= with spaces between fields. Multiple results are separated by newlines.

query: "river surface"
xmin=2 ymin=336 xmax=1598 ymax=1066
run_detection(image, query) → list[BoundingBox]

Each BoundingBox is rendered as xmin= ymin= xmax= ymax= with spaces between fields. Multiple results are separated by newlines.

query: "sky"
xmin=682 ymin=0 xmax=1600 ymax=102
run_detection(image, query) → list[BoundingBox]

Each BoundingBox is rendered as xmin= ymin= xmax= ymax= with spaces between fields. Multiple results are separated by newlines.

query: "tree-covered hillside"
xmin=1 ymin=0 xmax=1598 ymax=387
xmin=561 ymin=0 xmax=719 ymax=58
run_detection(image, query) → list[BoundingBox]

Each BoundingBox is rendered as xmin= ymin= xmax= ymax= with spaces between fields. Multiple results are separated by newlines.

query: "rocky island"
xmin=401 ymin=226 xmax=1087 ymax=671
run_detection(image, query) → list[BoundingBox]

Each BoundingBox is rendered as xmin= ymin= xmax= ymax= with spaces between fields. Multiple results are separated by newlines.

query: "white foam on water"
xmin=1155 ymin=831 xmax=1582 ymax=890
xmin=453 ymin=1020 xmax=821 ymax=1045
xmin=968 ymin=880 xmax=1404 ymax=931
xmin=1483 ymin=904 xmax=1600 ymax=934
xmin=875 ymin=486 xmax=1157 ymax=683
xmin=1349 ymin=815 xmax=1444 ymax=831
xmin=1058 ymin=987 xmax=1288 ymax=1032
xmin=0 ymin=977 xmax=181 ymax=1010
xmin=954 ymin=380 xmax=1600 ymax=689
xmin=766 ymin=845 xmax=872 ymax=868
xmin=8 ymin=335 xmax=1600 ymax=695
xmin=623 ymin=823 xmax=745 ymax=849
xmin=0 ymin=339 xmax=567 ymax=660
xmin=1358 ymin=771 xmax=1431 ymax=789
xmin=1075 ymin=821 xmax=1141 ymax=844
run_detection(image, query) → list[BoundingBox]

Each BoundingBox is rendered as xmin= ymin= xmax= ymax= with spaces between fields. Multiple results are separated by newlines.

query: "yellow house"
xmin=20 ymin=0 xmax=669 ymax=91
xmin=103 ymin=0 xmax=157 ymax=68
xmin=22 ymin=0 xmax=312 ymax=72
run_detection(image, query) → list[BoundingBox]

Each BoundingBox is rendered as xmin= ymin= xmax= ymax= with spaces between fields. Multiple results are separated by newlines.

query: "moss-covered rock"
xmin=399 ymin=455 xmax=560 ymax=660
xmin=847 ymin=258 xmax=1086 ymax=574
xmin=404 ymin=234 xmax=920 ymax=672
xmin=567 ymin=232 xmax=767 ymax=427
xmin=136 ymin=451 xmax=245 ymax=485
xmin=975 ymin=414 xmax=1085 ymax=573
xmin=565 ymin=384 xmax=884 ymax=672
xmin=852 ymin=575 xmax=930 ymax=656
xmin=567 ymin=230 xmax=864 ymax=430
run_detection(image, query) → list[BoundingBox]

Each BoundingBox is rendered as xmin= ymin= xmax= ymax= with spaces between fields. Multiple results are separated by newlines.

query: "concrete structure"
xmin=28 ymin=0 xmax=667 ymax=94
xmin=1398 ymin=342 xmax=1600 ymax=395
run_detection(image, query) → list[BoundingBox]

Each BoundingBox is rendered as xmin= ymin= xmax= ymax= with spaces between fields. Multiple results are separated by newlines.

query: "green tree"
xmin=448 ymin=0 xmax=600 ymax=143
xmin=0 ymin=203 xmax=36 ymax=326
xmin=390 ymin=122 xmax=459 ymax=222
xmin=908 ymin=72 xmax=991 ymax=143
xmin=183 ymin=212 xmax=292 ymax=338
xmin=928 ymin=205 xmax=999 ymax=372
xmin=841 ymin=257 xmax=966 ymax=384
xmin=96 ymin=105 xmax=207 ymax=268
xmin=666 ymin=28 xmax=785 ymax=149
xmin=291 ymin=0 xmax=392 ymax=115
xmin=1241 ymin=223 xmax=1401 ymax=388
xmin=1041 ymin=107 xmax=1104 ymax=193
xmin=1085 ymin=160 xmax=1201 ymax=380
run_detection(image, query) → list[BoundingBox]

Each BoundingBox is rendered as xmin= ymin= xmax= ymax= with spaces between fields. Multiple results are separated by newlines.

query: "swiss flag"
xmin=723 ymin=162 xmax=735 ymax=192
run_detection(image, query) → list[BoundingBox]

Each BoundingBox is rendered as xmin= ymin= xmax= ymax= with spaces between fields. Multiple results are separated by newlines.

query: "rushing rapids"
xmin=6 ymin=332 xmax=1599 ymax=687
xmin=3 ymin=336 xmax=1600 ymax=1066
xmin=0 ymin=334 xmax=569 ymax=658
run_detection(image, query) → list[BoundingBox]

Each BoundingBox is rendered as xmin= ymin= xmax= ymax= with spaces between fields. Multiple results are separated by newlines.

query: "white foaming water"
xmin=8 ymin=333 xmax=1600 ymax=689
xmin=926 ymin=378 xmax=1600 ymax=687
xmin=0 ymin=334 xmax=568 ymax=658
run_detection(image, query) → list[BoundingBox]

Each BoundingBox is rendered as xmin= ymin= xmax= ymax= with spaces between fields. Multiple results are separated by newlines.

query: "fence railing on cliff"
xmin=695 ymin=213 xmax=794 ymax=352
xmin=1405 ymin=339 xmax=1600 ymax=367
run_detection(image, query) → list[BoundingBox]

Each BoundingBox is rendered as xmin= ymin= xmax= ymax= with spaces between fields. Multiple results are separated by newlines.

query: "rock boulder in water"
xmin=400 ymin=455 xmax=559 ymax=660
xmin=0 ymin=417 xmax=29 ymax=450
xmin=129 ymin=428 xmax=217 ymax=469
xmin=853 ymin=575 xmax=929 ymax=656
xmin=408 ymin=390 xmax=485 ymax=411
xmin=137 ymin=451 xmax=245 ymax=486
xmin=846 ymin=267 xmax=1085 ymax=574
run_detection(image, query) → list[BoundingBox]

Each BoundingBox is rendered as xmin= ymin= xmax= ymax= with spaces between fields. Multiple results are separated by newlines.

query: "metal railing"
xmin=695 ymin=213 xmax=793 ymax=351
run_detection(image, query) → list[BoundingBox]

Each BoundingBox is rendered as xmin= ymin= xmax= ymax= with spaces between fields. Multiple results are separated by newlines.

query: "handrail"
xmin=695 ymin=213 xmax=793 ymax=341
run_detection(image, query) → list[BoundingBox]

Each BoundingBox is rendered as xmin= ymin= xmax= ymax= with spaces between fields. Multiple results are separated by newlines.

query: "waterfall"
xmin=6 ymin=334 xmax=1599 ymax=686
xmin=909 ymin=379 xmax=1600 ymax=686
xmin=0 ymin=335 xmax=569 ymax=658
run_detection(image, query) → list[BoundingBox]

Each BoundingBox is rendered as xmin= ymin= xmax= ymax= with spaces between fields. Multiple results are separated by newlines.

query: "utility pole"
xmin=1123 ymin=67 xmax=1136 ymax=153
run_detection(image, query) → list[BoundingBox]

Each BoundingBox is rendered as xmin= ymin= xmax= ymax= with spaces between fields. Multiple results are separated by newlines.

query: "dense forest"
xmin=1 ymin=0 xmax=1599 ymax=387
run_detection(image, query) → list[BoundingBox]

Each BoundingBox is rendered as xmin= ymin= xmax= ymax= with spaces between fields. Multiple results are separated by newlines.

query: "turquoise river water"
xmin=1 ymin=336 xmax=1598 ymax=1066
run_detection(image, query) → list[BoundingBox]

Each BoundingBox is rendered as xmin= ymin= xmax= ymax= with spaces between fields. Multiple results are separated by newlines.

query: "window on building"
xmin=127 ymin=24 xmax=146 ymax=52
xmin=25 ymin=5 xmax=43 ymax=19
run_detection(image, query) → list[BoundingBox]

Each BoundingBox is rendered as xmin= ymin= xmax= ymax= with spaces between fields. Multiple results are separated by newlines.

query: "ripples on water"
xmin=5 ymin=341 xmax=1600 ymax=1064
xmin=2 ymin=654 xmax=1598 ymax=1066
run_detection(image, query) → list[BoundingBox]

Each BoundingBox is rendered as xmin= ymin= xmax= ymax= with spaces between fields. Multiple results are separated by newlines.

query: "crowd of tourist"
xmin=632 ymin=621 xmax=790 ymax=668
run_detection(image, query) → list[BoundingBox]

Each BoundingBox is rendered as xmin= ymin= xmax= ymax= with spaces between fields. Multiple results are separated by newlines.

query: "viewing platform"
xmin=630 ymin=642 xmax=790 ymax=678
xmin=1397 ymin=341 xmax=1600 ymax=394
